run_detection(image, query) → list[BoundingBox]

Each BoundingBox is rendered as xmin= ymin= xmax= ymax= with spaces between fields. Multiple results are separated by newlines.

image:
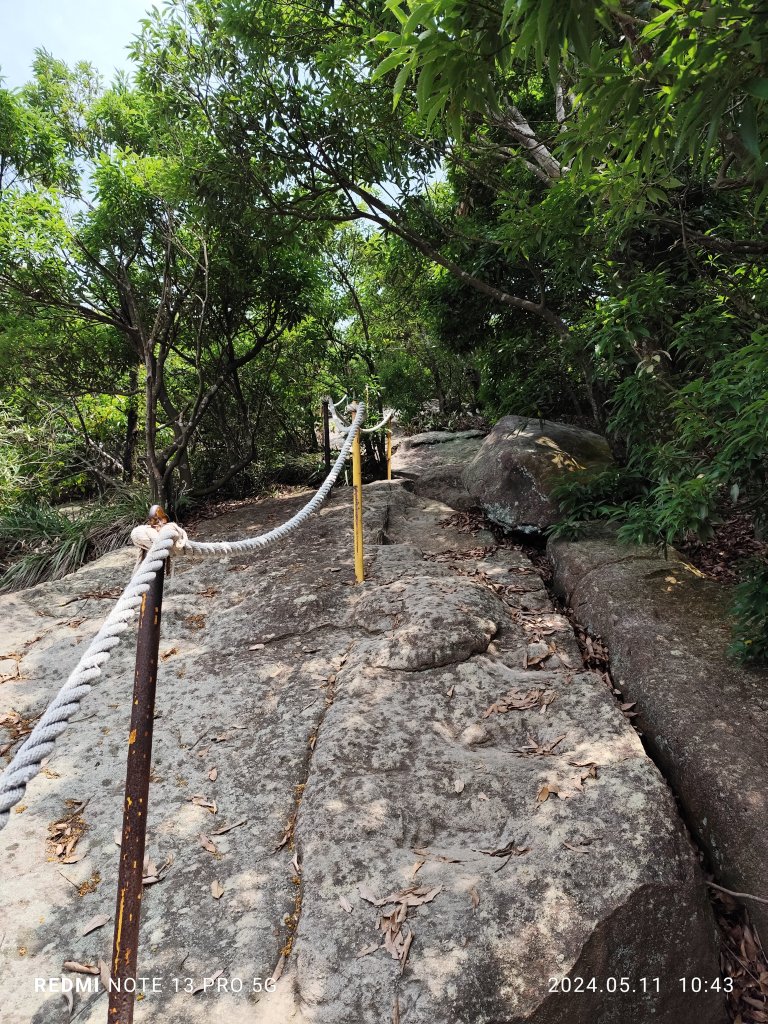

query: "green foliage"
xmin=549 ymin=468 xmax=649 ymax=540
xmin=730 ymin=561 xmax=768 ymax=664
xmin=0 ymin=490 xmax=150 ymax=592
xmin=368 ymin=0 xmax=768 ymax=660
xmin=2 ymin=0 xmax=767 ymax=664
xmin=377 ymin=351 xmax=434 ymax=422
xmin=376 ymin=0 xmax=768 ymax=189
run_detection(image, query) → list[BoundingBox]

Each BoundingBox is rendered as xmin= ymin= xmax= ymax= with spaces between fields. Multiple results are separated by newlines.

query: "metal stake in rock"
xmin=108 ymin=509 xmax=166 ymax=1023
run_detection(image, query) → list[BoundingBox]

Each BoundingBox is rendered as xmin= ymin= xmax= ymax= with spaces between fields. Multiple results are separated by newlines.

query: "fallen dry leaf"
xmin=524 ymin=640 xmax=551 ymax=667
xmin=339 ymin=895 xmax=353 ymax=914
xmin=81 ymin=913 xmax=110 ymax=936
xmin=98 ymin=959 xmax=111 ymax=993
xmin=400 ymin=929 xmax=414 ymax=974
xmin=563 ymin=841 xmax=590 ymax=853
xmin=211 ymin=880 xmax=224 ymax=900
xmin=210 ymin=817 xmax=247 ymax=836
xmin=356 ymin=942 xmax=381 ymax=958
xmin=484 ymin=687 xmax=545 ymax=717
xmin=454 ymin=779 xmax=465 ymax=794
xmin=478 ymin=842 xmax=529 ymax=859
xmin=199 ymin=833 xmax=218 ymax=855
xmin=271 ymin=955 xmax=286 ymax=985
xmin=208 ymin=767 xmax=218 ymax=782
xmin=358 ymin=883 xmax=379 ymax=905
xmin=515 ymin=733 xmax=566 ymax=758
xmin=191 ymin=795 xmax=217 ymax=814
xmin=192 ymin=969 xmax=223 ymax=995
xmin=470 ymin=887 xmax=480 ymax=909
xmin=539 ymin=690 xmax=557 ymax=713
xmin=368 ymin=885 xmax=443 ymax=909
xmin=275 ymin=824 xmax=292 ymax=851
xmin=143 ymin=852 xmax=174 ymax=885
xmin=63 ymin=961 xmax=99 ymax=975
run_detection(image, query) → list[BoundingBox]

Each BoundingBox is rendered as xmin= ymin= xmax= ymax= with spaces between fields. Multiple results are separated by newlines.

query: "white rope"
xmin=0 ymin=403 xmax=366 ymax=828
xmin=183 ymin=402 xmax=365 ymax=555
xmin=362 ymin=410 xmax=394 ymax=434
xmin=0 ymin=524 xmax=186 ymax=829
xmin=326 ymin=394 xmax=351 ymax=435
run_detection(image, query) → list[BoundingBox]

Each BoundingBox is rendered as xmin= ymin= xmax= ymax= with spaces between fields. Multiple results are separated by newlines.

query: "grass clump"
xmin=0 ymin=490 xmax=150 ymax=593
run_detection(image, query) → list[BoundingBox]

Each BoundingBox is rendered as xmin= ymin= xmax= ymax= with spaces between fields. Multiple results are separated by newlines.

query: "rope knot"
xmin=131 ymin=520 xmax=188 ymax=572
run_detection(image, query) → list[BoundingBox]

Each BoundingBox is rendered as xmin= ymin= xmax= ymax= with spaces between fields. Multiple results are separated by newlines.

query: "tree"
xmin=0 ymin=51 xmax=328 ymax=511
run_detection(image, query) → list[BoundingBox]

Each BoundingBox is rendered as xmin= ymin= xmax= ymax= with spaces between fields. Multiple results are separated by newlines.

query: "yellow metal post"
xmin=352 ymin=432 xmax=364 ymax=582
xmin=386 ymin=428 xmax=392 ymax=481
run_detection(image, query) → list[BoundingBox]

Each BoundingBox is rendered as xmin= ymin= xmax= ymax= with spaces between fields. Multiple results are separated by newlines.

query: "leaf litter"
xmin=484 ymin=687 xmax=556 ymax=717
xmin=143 ymin=852 xmax=174 ymax=885
xmin=711 ymin=888 xmax=768 ymax=1024
xmin=190 ymin=794 xmax=217 ymax=814
xmin=356 ymin=884 xmax=442 ymax=971
xmin=81 ymin=913 xmax=109 ymax=936
xmin=514 ymin=733 xmax=567 ymax=757
xmin=47 ymin=799 xmax=89 ymax=864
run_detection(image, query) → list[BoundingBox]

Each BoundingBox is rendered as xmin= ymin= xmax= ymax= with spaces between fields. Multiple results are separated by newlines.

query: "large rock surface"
xmin=463 ymin=416 xmax=613 ymax=531
xmin=392 ymin=430 xmax=486 ymax=510
xmin=0 ymin=483 xmax=723 ymax=1023
xmin=549 ymin=528 xmax=768 ymax=945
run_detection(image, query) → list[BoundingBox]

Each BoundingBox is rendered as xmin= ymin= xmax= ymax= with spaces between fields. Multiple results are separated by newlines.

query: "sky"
xmin=0 ymin=0 xmax=159 ymax=89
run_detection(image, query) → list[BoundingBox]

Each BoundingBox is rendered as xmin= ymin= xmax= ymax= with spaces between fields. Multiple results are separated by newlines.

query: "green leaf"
xmin=371 ymin=50 xmax=408 ymax=82
xmin=392 ymin=61 xmax=414 ymax=108
xmin=739 ymin=98 xmax=762 ymax=159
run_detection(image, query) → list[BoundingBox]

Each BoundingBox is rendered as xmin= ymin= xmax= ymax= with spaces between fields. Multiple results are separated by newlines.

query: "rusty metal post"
xmin=321 ymin=398 xmax=332 ymax=475
xmin=352 ymin=431 xmax=364 ymax=583
xmin=108 ymin=559 xmax=165 ymax=1023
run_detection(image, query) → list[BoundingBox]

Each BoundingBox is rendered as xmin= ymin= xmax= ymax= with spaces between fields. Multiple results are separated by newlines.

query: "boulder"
xmin=393 ymin=430 xmax=486 ymax=510
xmin=549 ymin=527 xmax=768 ymax=944
xmin=463 ymin=416 xmax=613 ymax=531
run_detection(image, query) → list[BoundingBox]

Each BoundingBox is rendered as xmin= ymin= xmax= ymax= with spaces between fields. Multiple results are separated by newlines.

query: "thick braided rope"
xmin=326 ymin=394 xmax=351 ymax=435
xmin=0 ymin=524 xmax=184 ymax=829
xmin=362 ymin=410 xmax=394 ymax=434
xmin=184 ymin=402 xmax=365 ymax=556
xmin=0 ymin=404 xmax=365 ymax=827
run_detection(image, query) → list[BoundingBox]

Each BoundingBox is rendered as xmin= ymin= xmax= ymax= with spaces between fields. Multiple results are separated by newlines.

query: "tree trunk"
xmin=143 ymin=357 xmax=168 ymax=509
xmin=122 ymin=368 xmax=139 ymax=482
